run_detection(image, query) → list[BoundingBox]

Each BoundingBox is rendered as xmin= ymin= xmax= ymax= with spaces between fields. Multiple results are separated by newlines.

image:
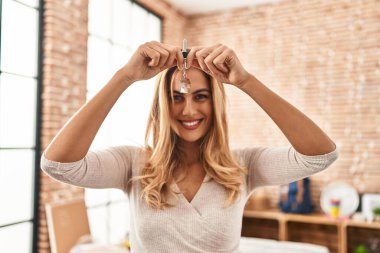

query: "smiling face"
xmin=168 ymin=68 xmax=213 ymax=144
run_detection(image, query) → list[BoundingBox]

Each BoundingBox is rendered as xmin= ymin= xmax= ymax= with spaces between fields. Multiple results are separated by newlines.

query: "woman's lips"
xmin=178 ymin=119 xmax=203 ymax=130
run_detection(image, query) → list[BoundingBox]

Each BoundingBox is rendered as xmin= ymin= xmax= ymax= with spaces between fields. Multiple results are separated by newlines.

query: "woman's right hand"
xmin=121 ymin=41 xmax=184 ymax=83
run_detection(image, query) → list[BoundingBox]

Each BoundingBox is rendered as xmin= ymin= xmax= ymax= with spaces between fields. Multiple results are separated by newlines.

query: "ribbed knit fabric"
xmin=41 ymin=145 xmax=338 ymax=253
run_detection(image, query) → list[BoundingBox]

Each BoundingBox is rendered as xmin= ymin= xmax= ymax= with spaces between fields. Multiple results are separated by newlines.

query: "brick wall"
xmin=185 ymin=0 xmax=380 ymax=209
xmin=39 ymin=0 xmax=89 ymax=251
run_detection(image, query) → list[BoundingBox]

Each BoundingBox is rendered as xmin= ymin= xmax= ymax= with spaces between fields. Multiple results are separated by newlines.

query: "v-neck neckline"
xmin=173 ymin=174 xmax=211 ymax=205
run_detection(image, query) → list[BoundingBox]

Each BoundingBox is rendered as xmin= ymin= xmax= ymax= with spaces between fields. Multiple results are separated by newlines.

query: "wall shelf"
xmin=242 ymin=209 xmax=380 ymax=253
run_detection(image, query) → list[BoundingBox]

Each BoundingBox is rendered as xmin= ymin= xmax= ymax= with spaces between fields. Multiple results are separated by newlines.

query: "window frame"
xmin=0 ymin=0 xmax=43 ymax=252
xmin=85 ymin=0 xmax=162 ymax=244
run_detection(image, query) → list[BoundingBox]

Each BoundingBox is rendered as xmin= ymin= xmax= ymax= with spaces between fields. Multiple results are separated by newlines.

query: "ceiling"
xmin=163 ymin=0 xmax=281 ymax=15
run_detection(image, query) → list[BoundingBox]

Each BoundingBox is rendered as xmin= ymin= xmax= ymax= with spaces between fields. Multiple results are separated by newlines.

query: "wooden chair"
xmin=45 ymin=198 xmax=91 ymax=253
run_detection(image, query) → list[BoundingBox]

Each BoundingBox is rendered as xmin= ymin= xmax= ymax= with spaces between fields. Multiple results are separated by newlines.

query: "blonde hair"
xmin=130 ymin=67 xmax=247 ymax=209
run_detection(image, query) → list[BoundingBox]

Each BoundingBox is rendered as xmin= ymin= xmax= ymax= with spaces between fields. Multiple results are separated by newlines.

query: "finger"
xmin=157 ymin=43 xmax=181 ymax=69
xmin=204 ymin=46 xmax=226 ymax=76
xmin=175 ymin=48 xmax=184 ymax=69
xmin=147 ymin=42 xmax=169 ymax=68
xmin=212 ymin=50 xmax=230 ymax=73
xmin=153 ymin=43 xmax=183 ymax=69
xmin=173 ymin=44 xmax=185 ymax=69
xmin=195 ymin=44 xmax=222 ymax=74
xmin=190 ymin=59 xmax=202 ymax=70
xmin=167 ymin=47 xmax=180 ymax=68
xmin=186 ymin=46 xmax=203 ymax=69
xmin=141 ymin=44 xmax=161 ymax=67
xmin=195 ymin=48 xmax=212 ymax=73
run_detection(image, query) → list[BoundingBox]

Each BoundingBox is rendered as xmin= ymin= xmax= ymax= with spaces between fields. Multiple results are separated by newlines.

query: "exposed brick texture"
xmin=185 ymin=0 xmax=380 ymax=210
xmin=39 ymin=0 xmax=89 ymax=251
xmin=39 ymin=0 xmax=380 ymax=251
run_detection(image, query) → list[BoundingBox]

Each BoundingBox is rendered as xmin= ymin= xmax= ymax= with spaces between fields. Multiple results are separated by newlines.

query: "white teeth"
xmin=182 ymin=120 xmax=201 ymax=126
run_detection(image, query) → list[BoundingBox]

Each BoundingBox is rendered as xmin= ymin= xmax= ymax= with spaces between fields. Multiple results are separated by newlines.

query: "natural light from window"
xmin=85 ymin=0 xmax=161 ymax=244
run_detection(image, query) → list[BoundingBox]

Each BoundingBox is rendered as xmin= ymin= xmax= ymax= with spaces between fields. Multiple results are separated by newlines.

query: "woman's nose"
xmin=182 ymin=98 xmax=196 ymax=116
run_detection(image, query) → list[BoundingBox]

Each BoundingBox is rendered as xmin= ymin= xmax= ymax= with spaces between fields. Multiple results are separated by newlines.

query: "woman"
xmin=41 ymin=41 xmax=338 ymax=252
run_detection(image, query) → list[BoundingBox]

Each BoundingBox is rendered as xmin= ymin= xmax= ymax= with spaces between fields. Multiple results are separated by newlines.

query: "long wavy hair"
xmin=130 ymin=66 xmax=247 ymax=209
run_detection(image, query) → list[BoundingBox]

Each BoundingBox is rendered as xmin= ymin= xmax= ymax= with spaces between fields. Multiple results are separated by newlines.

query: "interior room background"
xmin=0 ymin=0 xmax=378 ymax=252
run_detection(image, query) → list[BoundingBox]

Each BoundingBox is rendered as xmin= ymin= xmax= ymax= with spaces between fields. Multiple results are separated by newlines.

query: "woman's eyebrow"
xmin=192 ymin=89 xmax=210 ymax=94
xmin=173 ymin=89 xmax=210 ymax=94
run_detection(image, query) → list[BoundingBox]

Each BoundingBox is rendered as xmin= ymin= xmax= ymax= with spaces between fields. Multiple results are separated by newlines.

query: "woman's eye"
xmin=195 ymin=94 xmax=208 ymax=101
xmin=173 ymin=95 xmax=183 ymax=102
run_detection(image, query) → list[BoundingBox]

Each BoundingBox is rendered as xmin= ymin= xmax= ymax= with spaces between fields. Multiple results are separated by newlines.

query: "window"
xmin=86 ymin=0 xmax=161 ymax=244
xmin=0 ymin=0 xmax=41 ymax=252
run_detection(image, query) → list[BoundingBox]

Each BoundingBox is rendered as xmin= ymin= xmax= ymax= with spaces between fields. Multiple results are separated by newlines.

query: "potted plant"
xmin=354 ymin=244 xmax=368 ymax=253
xmin=373 ymin=207 xmax=380 ymax=222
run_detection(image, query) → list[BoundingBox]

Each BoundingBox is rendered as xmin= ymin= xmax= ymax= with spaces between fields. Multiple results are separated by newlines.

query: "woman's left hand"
xmin=186 ymin=44 xmax=251 ymax=88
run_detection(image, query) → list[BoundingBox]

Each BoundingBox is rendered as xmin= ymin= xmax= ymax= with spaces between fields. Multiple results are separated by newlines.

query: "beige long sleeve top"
xmin=40 ymin=145 xmax=338 ymax=253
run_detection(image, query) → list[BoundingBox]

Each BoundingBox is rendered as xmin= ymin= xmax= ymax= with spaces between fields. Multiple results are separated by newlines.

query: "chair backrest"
xmin=45 ymin=198 xmax=91 ymax=253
